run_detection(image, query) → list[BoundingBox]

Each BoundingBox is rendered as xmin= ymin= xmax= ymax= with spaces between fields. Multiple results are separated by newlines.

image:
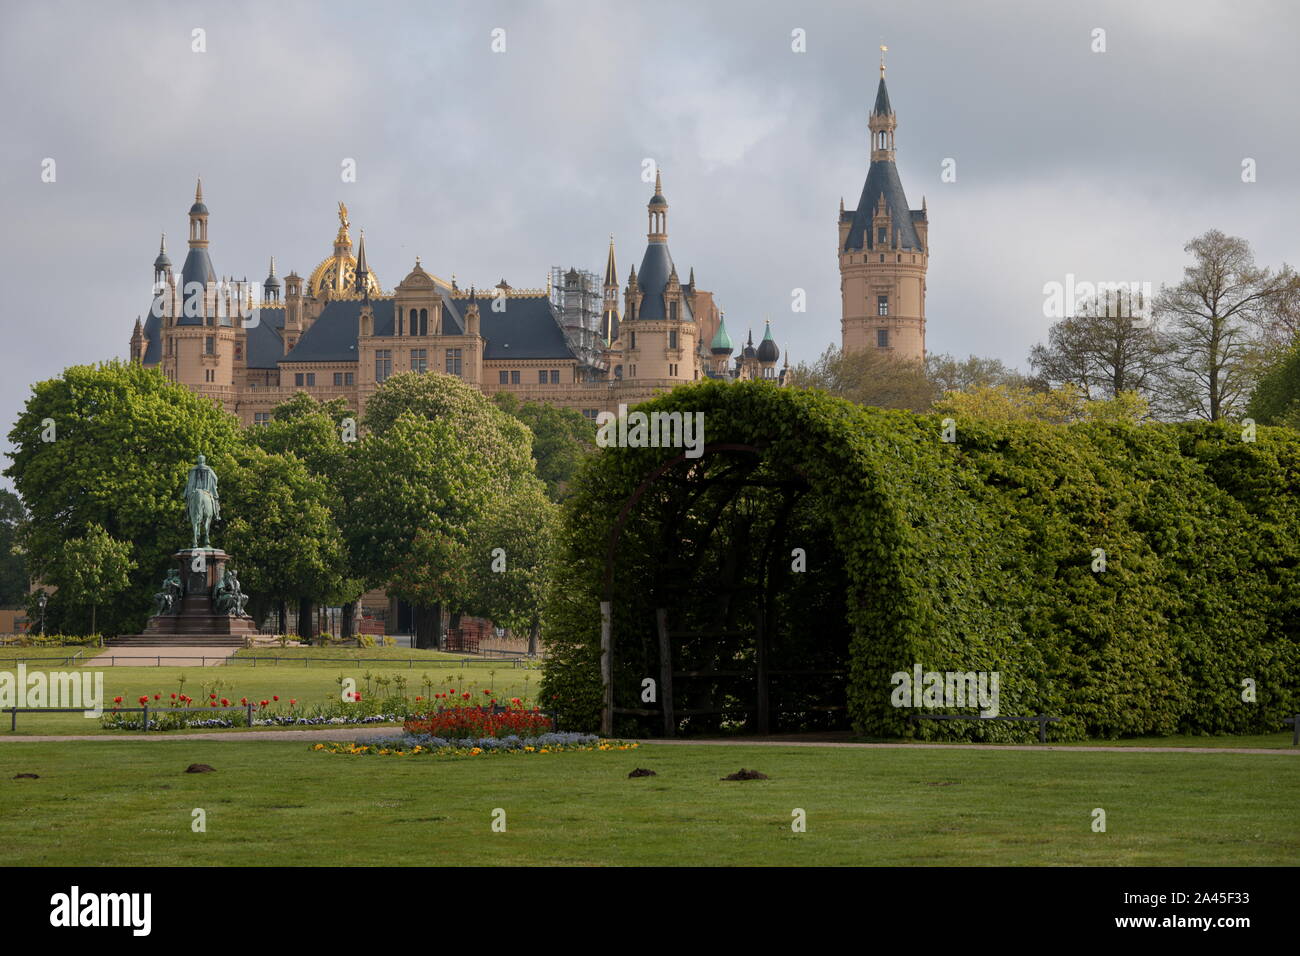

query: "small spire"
xmin=159 ymin=233 xmax=167 ymax=255
xmin=604 ymin=234 xmax=618 ymax=285
xmin=268 ymin=256 xmax=276 ymax=278
xmin=655 ymin=169 xmax=662 ymax=195
xmin=879 ymin=43 xmax=888 ymax=78
xmin=355 ymin=229 xmax=369 ymax=285
xmin=688 ymin=266 xmax=695 ymax=287
xmin=839 ymin=196 xmax=845 ymax=214
xmin=195 ymin=178 xmax=203 ymax=203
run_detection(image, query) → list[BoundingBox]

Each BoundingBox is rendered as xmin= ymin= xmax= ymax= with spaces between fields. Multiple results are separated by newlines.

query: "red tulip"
xmin=240 ymin=698 xmax=248 ymax=706
xmin=273 ymin=696 xmax=279 ymax=701
xmin=113 ymin=696 xmax=123 ymax=704
xmin=221 ymin=698 xmax=229 ymax=706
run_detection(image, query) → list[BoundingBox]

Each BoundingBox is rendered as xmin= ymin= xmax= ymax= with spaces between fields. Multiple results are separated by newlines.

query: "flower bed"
xmin=314 ymin=732 xmax=637 ymax=757
xmin=98 ymin=678 xmax=541 ymax=732
xmin=402 ymin=700 xmax=552 ymax=739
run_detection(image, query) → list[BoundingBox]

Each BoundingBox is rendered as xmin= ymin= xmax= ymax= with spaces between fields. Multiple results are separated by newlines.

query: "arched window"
xmin=419 ymin=308 xmax=428 ymax=336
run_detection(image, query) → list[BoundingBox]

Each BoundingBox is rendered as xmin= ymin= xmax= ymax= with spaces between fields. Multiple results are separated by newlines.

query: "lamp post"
xmin=38 ymin=592 xmax=47 ymax=636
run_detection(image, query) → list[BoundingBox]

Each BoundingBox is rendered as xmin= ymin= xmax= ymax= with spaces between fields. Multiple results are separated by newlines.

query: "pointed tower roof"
xmin=743 ymin=329 xmax=757 ymax=360
xmin=757 ymin=318 xmax=780 ymax=364
xmin=154 ymin=234 xmax=171 ymax=270
xmin=872 ymin=76 xmax=892 ymax=116
xmin=264 ymin=256 xmax=281 ymax=290
xmin=649 ymin=169 xmax=667 ymax=207
xmin=710 ymin=314 xmax=734 ymax=355
xmin=604 ymin=235 xmax=618 ymax=285
xmin=354 ymin=230 xmax=369 ymax=292
xmin=189 ymin=178 xmax=208 ymax=215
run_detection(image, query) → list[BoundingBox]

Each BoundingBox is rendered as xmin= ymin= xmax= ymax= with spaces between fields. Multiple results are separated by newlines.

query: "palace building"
xmin=839 ymin=54 xmax=928 ymax=361
xmin=130 ymin=173 xmax=787 ymax=424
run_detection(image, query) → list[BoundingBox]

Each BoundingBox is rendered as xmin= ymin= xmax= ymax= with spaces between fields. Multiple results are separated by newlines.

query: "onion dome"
xmin=757 ymin=319 xmax=780 ymax=364
xmin=710 ymin=315 xmax=734 ymax=355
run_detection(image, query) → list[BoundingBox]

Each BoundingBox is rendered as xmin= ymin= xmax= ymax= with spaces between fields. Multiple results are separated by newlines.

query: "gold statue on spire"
xmin=338 ymin=201 xmax=349 ymax=231
xmin=880 ymin=43 xmax=888 ymax=77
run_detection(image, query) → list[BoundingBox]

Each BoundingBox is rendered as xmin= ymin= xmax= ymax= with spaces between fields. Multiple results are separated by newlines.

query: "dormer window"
xmin=877 ymin=227 xmax=887 ymax=244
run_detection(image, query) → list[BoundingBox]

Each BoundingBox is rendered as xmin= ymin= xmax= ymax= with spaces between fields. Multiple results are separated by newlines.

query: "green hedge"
xmin=540 ymin=381 xmax=1300 ymax=740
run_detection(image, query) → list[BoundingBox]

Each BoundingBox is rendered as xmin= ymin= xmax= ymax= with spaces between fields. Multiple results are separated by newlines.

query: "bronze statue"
xmin=184 ymin=454 xmax=220 ymax=549
xmin=213 ymin=567 xmax=248 ymax=617
xmin=152 ymin=568 xmax=183 ymax=616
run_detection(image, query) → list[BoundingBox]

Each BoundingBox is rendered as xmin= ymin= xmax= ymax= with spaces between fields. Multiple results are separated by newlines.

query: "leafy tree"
xmin=926 ymin=353 xmax=1026 ymax=396
xmin=1246 ymin=342 xmax=1300 ymax=427
xmin=363 ymin=371 xmax=534 ymax=476
xmin=221 ymin=446 xmax=346 ymax=632
xmin=5 ymin=361 xmax=245 ymax=635
xmin=934 ymin=384 xmax=1149 ymax=424
xmin=788 ymin=344 xmax=933 ymax=410
xmin=465 ymin=480 xmax=559 ymax=653
xmin=0 ymin=490 xmax=28 ymax=608
xmin=249 ymin=393 xmax=361 ymax=633
xmin=56 ymin=524 xmax=135 ymax=636
xmin=1155 ymin=230 xmax=1298 ymax=420
xmin=341 ymin=415 xmax=495 ymax=648
xmin=1028 ymin=292 xmax=1167 ymax=401
xmin=492 ymin=393 xmax=595 ymax=501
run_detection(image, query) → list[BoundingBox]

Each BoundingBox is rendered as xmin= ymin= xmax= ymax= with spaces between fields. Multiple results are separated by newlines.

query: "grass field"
xmin=0 ymin=740 xmax=1295 ymax=866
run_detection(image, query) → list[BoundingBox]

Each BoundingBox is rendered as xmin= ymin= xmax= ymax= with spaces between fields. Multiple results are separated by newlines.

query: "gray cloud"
xmin=3 ymin=0 xmax=1297 ymax=481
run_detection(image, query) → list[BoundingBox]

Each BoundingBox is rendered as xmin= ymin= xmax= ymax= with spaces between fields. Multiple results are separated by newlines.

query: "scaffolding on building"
xmin=550 ymin=266 xmax=608 ymax=378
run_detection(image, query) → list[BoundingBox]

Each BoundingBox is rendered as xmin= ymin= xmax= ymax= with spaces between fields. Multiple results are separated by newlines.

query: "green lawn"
xmin=0 ymin=663 xmax=540 ymax=736
xmin=0 ymin=741 xmax=1294 ymax=865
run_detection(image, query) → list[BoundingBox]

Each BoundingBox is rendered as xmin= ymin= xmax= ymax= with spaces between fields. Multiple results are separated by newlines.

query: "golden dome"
xmin=308 ymin=202 xmax=382 ymax=299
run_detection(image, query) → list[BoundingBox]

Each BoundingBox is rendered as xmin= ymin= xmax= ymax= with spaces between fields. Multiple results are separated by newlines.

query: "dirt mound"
xmin=13 ymin=773 xmax=39 ymax=779
xmin=627 ymin=767 xmax=657 ymax=778
xmin=184 ymin=763 xmax=216 ymax=773
xmin=722 ymin=768 xmax=769 ymax=780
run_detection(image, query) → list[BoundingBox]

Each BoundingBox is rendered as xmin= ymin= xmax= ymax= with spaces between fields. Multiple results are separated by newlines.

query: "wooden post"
xmin=755 ymin=609 xmax=769 ymax=735
xmin=1293 ymin=714 xmax=1299 ymax=747
xmin=142 ymin=704 xmax=149 ymax=732
xmin=656 ymin=608 xmax=674 ymax=737
xmin=1038 ymin=715 xmax=1047 ymax=743
xmin=600 ymin=601 xmax=613 ymax=737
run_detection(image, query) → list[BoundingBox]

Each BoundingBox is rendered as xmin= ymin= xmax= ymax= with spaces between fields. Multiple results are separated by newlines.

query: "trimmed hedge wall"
xmin=540 ymin=381 xmax=1300 ymax=740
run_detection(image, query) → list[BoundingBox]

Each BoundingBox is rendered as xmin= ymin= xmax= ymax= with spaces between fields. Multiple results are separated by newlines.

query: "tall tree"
xmin=492 ymin=393 xmax=595 ymax=501
xmin=0 ymin=490 xmax=28 ymax=608
xmin=788 ymin=344 xmax=933 ymax=411
xmin=341 ymin=414 xmax=496 ymax=649
xmin=1028 ymin=291 xmax=1167 ymax=401
xmin=1155 ymin=230 xmax=1299 ymax=421
xmin=925 ymin=353 xmax=1026 ymax=396
xmin=56 ymin=524 xmax=135 ymax=636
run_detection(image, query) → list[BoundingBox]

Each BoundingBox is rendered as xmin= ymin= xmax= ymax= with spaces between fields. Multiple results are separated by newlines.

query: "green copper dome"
xmin=710 ymin=316 xmax=733 ymax=355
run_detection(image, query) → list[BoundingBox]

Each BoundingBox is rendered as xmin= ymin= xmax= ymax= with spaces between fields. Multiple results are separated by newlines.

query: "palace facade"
xmin=130 ymin=173 xmax=787 ymax=424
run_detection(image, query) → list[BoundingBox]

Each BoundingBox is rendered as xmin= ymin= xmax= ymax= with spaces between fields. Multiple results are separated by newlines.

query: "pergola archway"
xmin=597 ymin=442 xmax=852 ymax=736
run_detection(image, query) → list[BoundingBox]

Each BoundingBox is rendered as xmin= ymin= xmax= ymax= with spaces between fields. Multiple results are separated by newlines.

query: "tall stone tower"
xmin=839 ymin=51 xmax=928 ymax=361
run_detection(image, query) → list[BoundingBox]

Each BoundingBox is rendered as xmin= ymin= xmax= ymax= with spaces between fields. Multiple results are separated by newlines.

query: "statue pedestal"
xmin=114 ymin=549 xmax=258 ymax=647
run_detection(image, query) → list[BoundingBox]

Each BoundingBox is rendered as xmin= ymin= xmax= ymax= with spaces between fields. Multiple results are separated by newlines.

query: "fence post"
xmin=600 ymin=600 xmax=612 ymax=738
xmin=142 ymin=704 xmax=149 ymax=732
xmin=1038 ymin=715 xmax=1047 ymax=743
xmin=246 ymin=701 xmax=253 ymax=726
xmin=10 ymin=708 xmax=15 ymax=732
xmin=1293 ymin=714 xmax=1299 ymax=747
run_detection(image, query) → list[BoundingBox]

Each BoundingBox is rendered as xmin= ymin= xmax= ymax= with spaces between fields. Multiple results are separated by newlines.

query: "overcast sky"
xmin=2 ymin=0 xmax=1298 ymax=480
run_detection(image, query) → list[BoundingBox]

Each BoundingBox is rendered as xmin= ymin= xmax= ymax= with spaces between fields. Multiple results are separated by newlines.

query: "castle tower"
xmin=263 ymin=257 xmax=281 ymax=304
xmin=620 ymin=172 xmax=697 ymax=382
xmin=839 ymin=50 xmax=927 ymax=361
xmin=709 ymin=312 xmax=733 ymax=377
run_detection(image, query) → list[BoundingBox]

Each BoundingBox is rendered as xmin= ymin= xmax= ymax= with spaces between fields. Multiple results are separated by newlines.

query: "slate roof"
xmin=464 ymin=294 xmax=577 ymax=360
xmin=180 ymin=247 xmax=215 ymax=295
xmin=246 ymin=307 xmax=285 ymax=368
xmin=873 ymin=76 xmax=892 ymax=116
xmin=636 ymin=241 xmax=695 ymax=322
xmin=844 ymin=160 xmax=923 ymax=252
